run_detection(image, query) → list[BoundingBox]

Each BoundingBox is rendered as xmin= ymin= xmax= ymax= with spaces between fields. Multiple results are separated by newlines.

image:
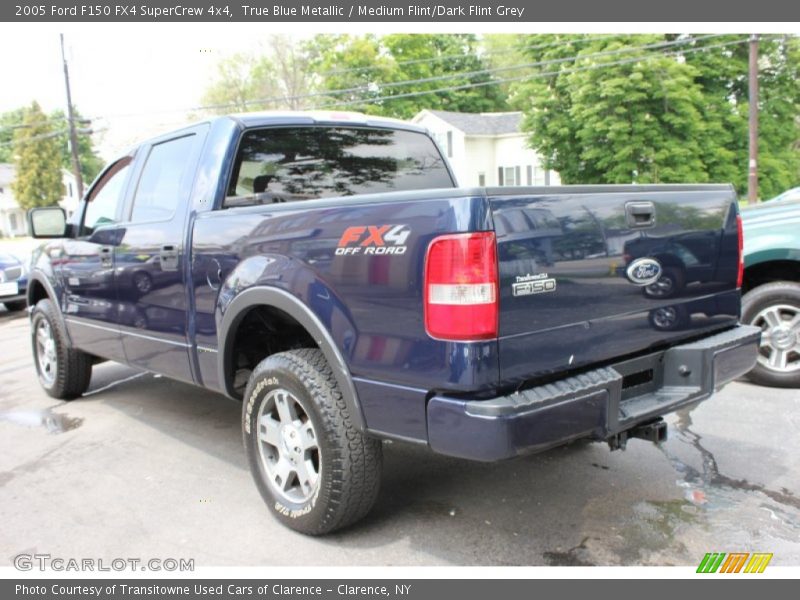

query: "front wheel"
xmin=242 ymin=348 xmax=382 ymax=535
xmin=31 ymin=299 xmax=93 ymax=399
xmin=742 ymin=281 xmax=800 ymax=388
xmin=4 ymin=300 xmax=27 ymax=312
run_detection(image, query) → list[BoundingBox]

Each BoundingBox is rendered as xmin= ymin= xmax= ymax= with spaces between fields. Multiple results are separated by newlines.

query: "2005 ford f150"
xmin=26 ymin=112 xmax=760 ymax=534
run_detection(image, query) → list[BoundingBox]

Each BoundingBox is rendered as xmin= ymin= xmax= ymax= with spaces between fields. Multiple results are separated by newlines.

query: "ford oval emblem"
xmin=626 ymin=258 xmax=662 ymax=286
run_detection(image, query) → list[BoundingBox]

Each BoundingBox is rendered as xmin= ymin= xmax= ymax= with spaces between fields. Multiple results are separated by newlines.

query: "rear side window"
xmin=130 ymin=134 xmax=196 ymax=223
xmin=225 ymin=126 xmax=453 ymax=207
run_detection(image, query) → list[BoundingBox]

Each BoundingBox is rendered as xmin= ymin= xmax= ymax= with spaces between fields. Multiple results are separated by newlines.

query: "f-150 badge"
xmin=512 ymin=273 xmax=557 ymax=297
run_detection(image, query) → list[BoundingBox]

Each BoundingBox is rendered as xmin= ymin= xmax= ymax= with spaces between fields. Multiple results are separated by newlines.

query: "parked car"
xmin=0 ymin=252 xmax=28 ymax=312
xmin=741 ymin=194 xmax=800 ymax=387
xmin=25 ymin=112 xmax=758 ymax=534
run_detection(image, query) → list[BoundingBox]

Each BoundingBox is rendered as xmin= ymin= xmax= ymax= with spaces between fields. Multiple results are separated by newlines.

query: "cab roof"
xmin=227 ymin=110 xmax=427 ymax=134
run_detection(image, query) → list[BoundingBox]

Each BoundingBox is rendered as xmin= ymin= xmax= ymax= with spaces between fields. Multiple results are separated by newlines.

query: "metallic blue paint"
xmin=25 ymin=113 xmax=747 ymax=460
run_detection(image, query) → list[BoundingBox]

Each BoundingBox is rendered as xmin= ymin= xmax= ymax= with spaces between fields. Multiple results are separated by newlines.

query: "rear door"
xmin=490 ymin=186 xmax=741 ymax=382
xmin=113 ymin=127 xmax=207 ymax=384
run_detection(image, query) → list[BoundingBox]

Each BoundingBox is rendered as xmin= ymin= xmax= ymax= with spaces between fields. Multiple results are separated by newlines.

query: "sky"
xmin=2 ymin=22 xmax=795 ymax=163
xmin=0 ymin=24 xmax=290 ymax=159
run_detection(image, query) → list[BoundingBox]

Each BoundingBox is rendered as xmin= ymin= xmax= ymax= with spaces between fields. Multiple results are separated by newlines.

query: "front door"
xmin=60 ymin=157 xmax=133 ymax=362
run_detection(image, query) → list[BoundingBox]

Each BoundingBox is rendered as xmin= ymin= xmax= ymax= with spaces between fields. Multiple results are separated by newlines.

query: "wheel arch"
xmin=217 ymin=286 xmax=366 ymax=431
xmin=742 ymin=257 xmax=800 ymax=293
xmin=26 ymin=272 xmax=73 ymax=346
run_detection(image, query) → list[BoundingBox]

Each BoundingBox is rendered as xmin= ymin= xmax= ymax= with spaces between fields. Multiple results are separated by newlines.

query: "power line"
xmin=316 ymin=33 xmax=620 ymax=78
xmin=314 ymin=34 xmax=727 ymax=98
xmin=0 ymin=115 xmax=70 ymax=135
xmin=92 ymin=34 xmax=731 ymax=121
xmin=310 ymin=39 xmax=753 ymax=111
xmin=0 ymin=129 xmax=70 ymax=149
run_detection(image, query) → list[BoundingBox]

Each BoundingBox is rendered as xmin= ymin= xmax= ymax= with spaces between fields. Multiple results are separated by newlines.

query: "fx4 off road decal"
xmin=336 ymin=225 xmax=411 ymax=256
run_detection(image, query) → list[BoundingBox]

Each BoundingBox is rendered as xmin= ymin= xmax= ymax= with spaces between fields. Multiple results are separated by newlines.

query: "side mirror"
xmin=28 ymin=207 xmax=67 ymax=239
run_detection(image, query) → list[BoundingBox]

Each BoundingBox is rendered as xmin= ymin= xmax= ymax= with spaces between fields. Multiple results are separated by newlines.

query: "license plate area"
xmin=614 ymin=353 xmax=665 ymax=401
xmin=0 ymin=281 xmax=19 ymax=297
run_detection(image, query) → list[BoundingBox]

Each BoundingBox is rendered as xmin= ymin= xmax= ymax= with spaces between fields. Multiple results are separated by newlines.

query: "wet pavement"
xmin=0 ymin=306 xmax=798 ymax=566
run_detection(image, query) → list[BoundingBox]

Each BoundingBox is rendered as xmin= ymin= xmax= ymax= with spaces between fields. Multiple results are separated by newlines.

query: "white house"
xmin=0 ymin=164 xmax=81 ymax=238
xmin=411 ymin=109 xmax=560 ymax=188
xmin=0 ymin=164 xmax=26 ymax=238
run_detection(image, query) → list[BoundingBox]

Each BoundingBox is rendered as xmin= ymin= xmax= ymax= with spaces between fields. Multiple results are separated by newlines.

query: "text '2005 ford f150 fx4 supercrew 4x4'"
xmin=25 ymin=112 xmax=760 ymax=534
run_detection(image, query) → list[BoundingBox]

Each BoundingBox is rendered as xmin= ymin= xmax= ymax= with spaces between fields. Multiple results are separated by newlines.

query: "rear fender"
xmin=216 ymin=259 xmax=364 ymax=430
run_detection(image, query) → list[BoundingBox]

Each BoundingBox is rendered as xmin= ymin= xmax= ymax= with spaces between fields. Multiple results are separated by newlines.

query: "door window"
xmin=130 ymin=135 xmax=197 ymax=223
xmin=82 ymin=158 xmax=132 ymax=235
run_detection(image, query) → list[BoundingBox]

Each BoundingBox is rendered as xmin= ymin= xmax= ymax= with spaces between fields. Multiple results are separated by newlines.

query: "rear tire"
xmin=3 ymin=300 xmax=26 ymax=312
xmin=31 ymin=299 xmax=93 ymax=399
xmin=742 ymin=281 xmax=800 ymax=388
xmin=242 ymin=348 xmax=382 ymax=535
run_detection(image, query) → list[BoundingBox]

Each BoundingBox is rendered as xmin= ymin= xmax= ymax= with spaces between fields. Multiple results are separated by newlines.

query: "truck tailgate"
xmin=489 ymin=185 xmax=741 ymax=383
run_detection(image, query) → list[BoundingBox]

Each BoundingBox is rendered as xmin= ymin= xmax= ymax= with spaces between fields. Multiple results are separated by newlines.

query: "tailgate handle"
xmin=625 ymin=201 xmax=656 ymax=228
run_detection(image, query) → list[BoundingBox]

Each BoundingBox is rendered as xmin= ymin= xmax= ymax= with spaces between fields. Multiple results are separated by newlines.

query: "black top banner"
xmin=4 ymin=0 xmax=800 ymax=22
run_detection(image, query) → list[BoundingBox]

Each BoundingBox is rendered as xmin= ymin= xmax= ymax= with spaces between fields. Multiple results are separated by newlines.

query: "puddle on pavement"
xmin=609 ymin=405 xmax=800 ymax=563
xmin=0 ymin=409 xmax=83 ymax=434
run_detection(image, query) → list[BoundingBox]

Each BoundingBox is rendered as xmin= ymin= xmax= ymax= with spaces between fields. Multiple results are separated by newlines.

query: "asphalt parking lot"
xmin=1 ymin=306 xmax=798 ymax=567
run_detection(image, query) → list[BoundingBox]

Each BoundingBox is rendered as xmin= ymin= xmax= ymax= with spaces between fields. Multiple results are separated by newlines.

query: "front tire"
xmin=742 ymin=281 xmax=800 ymax=388
xmin=242 ymin=348 xmax=382 ymax=535
xmin=31 ymin=299 xmax=93 ymax=399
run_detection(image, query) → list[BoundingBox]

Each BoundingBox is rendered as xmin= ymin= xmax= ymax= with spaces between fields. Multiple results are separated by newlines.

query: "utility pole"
xmin=748 ymin=34 xmax=759 ymax=203
xmin=60 ymin=33 xmax=84 ymax=199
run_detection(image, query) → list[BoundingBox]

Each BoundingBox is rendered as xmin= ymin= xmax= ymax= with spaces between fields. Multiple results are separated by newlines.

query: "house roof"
xmin=415 ymin=110 xmax=523 ymax=136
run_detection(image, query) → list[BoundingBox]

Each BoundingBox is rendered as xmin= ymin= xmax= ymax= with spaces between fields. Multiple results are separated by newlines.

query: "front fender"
xmin=26 ymin=269 xmax=72 ymax=346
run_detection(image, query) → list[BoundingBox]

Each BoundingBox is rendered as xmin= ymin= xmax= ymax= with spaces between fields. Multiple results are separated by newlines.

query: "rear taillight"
xmin=736 ymin=214 xmax=744 ymax=288
xmin=424 ymin=232 xmax=498 ymax=341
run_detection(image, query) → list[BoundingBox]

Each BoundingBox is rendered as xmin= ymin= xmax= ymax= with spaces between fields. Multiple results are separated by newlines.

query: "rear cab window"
xmin=224 ymin=126 xmax=453 ymax=208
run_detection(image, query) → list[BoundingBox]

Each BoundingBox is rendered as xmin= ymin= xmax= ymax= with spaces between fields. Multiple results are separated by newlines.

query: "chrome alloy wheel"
xmin=35 ymin=319 xmax=57 ymax=385
xmin=753 ymin=303 xmax=800 ymax=373
xmin=256 ymin=388 xmax=320 ymax=504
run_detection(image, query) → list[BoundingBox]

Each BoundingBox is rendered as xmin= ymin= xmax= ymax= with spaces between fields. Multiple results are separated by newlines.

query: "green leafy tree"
xmin=511 ymin=35 xmax=711 ymax=185
xmin=684 ymin=35 xmax=800 ymax=198
xmin=308 ymin=34 xmax=508 ymax=118
xmin=1 ymin=106 xmax=103 ymax=184
xmin=48 ymin=109 xmax=104 ymax=184
xmin=11 ymin=102 xmax=64 ymax=210
xmin=202 ymin=36 xmax=317 ymax=114
xmin=511 ymin=34 xmax=800 ymax=198
xmin=202 ymin=52 xmax=277 ymax=113
xmin=0 ymin=107 xmax=26 ymax=163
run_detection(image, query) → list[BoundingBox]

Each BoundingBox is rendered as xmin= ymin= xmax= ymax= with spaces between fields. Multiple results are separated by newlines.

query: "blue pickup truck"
xmin=26 ymin=112 xmax=759 ymax=534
